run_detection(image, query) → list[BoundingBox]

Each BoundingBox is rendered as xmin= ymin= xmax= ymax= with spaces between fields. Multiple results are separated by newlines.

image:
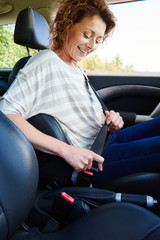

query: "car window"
xmin=0 ymin=0 xmax=159 ymax=72
xmin=79 ymin=0 xmax=160 ymax=72
xmin=0 ymin=24 xmax=37 ymax=68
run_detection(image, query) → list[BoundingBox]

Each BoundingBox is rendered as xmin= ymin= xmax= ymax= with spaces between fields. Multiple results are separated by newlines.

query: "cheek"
xmin=68 ymin=38 xmax=80 ymax=52
xmin=67 ymin=30 xmax=83 ymax=47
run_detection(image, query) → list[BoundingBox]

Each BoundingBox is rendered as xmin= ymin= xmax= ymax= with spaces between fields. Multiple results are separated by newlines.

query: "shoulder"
xmin=17 ymin=49 xmax=61 ymax=79
xmin=26 ymin=49 xmax=58 ymax=67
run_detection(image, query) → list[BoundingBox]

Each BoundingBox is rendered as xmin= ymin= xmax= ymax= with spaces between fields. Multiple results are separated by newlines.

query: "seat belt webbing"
xmin=89 ymin=82 xmax=112 ymax=155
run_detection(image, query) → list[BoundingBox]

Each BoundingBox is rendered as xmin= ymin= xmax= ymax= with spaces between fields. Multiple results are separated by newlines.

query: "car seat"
xmin=0 ymin=111 xmax=38 ymax=240
xmin=7 ymin=7 xmax=160 ymax=196
xmin=0 ymin=79 xmax=8 ymax=96
xmin=0 ymin=111 xmax=160 ymax=240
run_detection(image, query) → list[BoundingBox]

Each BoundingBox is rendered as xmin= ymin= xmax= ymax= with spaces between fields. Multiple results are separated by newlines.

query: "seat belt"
xmin=72 ymin=75 xmax=112 ymax=186
xmin=83 ymin=72 xmax=113 ymax=156
xmin=89 ymin=83 xmax=112 ymax=156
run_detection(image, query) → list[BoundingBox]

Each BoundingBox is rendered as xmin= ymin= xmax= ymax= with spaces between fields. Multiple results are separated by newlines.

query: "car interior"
xmin=1 ymin=0 xmax=160 ymax=239
xmin=1 ymin=86 xmax=160 ymax=240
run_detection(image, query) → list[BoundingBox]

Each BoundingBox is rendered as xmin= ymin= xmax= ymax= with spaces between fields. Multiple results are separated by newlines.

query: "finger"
xmin=111 ymin=114 xmax=118 ymax=124
xmin=113 ymin=116 xmax=122 ymax=128
xmin=108 ymin=112 xmax=121 ymax=127
xmin=109 ymin=110 xmax=116 ymax=114
xmin=119 ymin=120 xmax=124 ymax=129
xmin=87 ymin=159 xmax=93 ymax=170
xmin=77 ymin=159 xmax=88 ymax=172
xmin=108 ymin=111 xmax=117 ymax=122
xmin=114 ymin=116 xmax=124 ymax=129
xmin=105 ymin=111 xmax=111 ymax=125
xmin=83 ymin=165 xmax=88 ymax=171
xmin=75 ymin=167 xmax=81 ymax=172
xmin=93 ymin=154 xmax=104 ymax=171
xmin=95 ymin=154 xmax=104 ymax=163
xmin=105 ymin=110 xmax=110 ymax=116
xmin=116 ymin=121 xmax=124 ymax=130
xmin=98 ymin=162 xmax=103 ymax=171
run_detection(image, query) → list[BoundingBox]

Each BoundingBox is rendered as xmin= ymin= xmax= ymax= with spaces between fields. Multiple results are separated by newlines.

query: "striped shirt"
xmin=0 ymin=49 xmax=103 ymax=149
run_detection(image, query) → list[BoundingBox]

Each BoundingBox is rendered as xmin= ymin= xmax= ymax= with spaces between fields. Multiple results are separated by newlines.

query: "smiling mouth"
xmin=78 ymin=46 xmax=88 ymax=54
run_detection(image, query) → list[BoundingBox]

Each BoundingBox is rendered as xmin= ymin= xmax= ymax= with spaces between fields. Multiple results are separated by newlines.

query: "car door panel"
xmin=88 ymin=73 xmax=160 ymax=126
xmin=97 ymin=85 xmax=160 ymax=114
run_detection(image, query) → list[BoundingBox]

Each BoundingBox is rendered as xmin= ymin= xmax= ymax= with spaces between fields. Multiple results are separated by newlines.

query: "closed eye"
xmin=83 ymin=32 xmax=103 ymax=45
xmin=96 ymin=38 xmax=103 ymax=44
xmin=83 ymin=33 xmax=91 ymax=39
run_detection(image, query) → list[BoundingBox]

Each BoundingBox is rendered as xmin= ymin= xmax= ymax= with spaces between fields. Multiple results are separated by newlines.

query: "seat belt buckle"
xmin=76 ymin=170 xmax=94 ymax=187
xmin=91 ymin=161 xmax=99 ymax=174
xmin=50 ymin=192 xmax=75 ymax=224
xmin=71 ymin=161 xmax=99 ymax=187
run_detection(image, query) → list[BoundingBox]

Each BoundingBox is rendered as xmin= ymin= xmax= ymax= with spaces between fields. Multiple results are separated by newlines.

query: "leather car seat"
xmin=7 ymin=6 xmax=160 ymax=196
xmin=0 ymin=111 xmax=39 ymax=240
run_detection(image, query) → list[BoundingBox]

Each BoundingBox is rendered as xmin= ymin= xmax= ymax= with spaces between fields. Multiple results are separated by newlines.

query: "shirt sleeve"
xmin=0 ymin=60 xmax=43 ymax=119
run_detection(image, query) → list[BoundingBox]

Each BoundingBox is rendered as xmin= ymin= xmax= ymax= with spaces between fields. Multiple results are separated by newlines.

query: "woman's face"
xmin=61 ymin=15 xmax=106 ymax=66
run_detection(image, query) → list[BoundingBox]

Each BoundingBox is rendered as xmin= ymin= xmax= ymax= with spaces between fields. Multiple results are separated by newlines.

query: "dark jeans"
xmin=94 ymin=117 xmax=160 ymax=187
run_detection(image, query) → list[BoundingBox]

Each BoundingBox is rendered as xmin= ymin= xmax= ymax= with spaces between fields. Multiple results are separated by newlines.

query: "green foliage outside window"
xmin=0 ymin=24 xmax=37 ymax=68
xmin=79 ymin=53 xmax=134 ymax=72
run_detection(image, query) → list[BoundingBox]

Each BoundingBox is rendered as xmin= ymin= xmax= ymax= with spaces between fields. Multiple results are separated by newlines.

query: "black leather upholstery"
xmin=8 ymin=7 xmax=49 ymax=88
xmin=8 ymin=56 xmax=31 ymax=87
xmin=0 ymin=111 xmax=39 ymax=240
xmin=0 ymin=80 xmax=8 ymax=95
xmin=103 ymin=172 xmax=160 ymax=196
xmin=28 ymin=114 xmax=71 ymax=144
xmin=11 ymin=203 xmax=160 ymax=240
xmin=14 ymin=7 xmax=49 ymax=49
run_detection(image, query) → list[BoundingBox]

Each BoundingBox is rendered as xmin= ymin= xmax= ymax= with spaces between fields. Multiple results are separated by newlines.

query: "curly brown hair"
xmin=50 ymin=0 xmax=116 ymax=51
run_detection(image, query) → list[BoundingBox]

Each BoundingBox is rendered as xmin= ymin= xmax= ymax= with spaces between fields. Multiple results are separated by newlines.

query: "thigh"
xmin=94 ymin=135 xmax=160 ymax=187
xmin=116 ymin=117 xmax=160 ymax=143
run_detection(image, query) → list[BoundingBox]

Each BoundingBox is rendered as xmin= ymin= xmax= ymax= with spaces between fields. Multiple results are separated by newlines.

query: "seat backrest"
xmin=8 ymin=7 xmax=50 ymax=87
xmin=0 ymin=111 xmax=39 ymax=240
xmin=28 ymin=114 xmax=72 ymax=144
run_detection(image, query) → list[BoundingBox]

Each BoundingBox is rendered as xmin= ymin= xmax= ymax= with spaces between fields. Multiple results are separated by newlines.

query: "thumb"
xmin=105 ymin=111 xmax=111 ymax=125
xmin=105 ymin=110 xmax=110 ymax=116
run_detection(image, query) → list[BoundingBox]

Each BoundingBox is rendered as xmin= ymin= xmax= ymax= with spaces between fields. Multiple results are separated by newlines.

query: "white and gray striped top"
xmin=0 ymin=49 xmax=103 ymax=149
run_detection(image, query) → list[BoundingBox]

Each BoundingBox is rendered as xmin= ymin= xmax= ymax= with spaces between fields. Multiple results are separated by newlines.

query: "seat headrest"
xmin=14 ymin=7 xmax=50 ymax=50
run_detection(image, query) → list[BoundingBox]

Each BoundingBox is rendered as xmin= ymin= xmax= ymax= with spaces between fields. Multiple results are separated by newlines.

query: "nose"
xmin=87 ymin=38 xmax=97 ymax=52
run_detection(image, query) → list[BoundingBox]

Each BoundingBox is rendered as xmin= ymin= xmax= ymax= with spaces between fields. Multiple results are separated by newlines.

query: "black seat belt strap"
xmin=88 ymin=83 xmax=112 ymax=155
xmin=89 ymin=83 xmax=108 ymax=113
xmin=71 ymin=74 xmax=113 ymax=187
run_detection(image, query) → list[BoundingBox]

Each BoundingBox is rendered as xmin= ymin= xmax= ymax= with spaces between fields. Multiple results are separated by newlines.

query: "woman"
xmin=0 ymin=0 xmax=160 ymax=187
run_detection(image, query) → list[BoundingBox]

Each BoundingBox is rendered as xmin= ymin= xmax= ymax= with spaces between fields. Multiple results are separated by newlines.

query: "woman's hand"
xmin=61 ymin=145 xmax=104 ymax=172
xmin=106 ymin=110 xmax=124 ymax=132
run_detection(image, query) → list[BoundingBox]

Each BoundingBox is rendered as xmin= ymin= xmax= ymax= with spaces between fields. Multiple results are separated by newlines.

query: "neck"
xmin=55 ymin=48 xmax=78 ymax=69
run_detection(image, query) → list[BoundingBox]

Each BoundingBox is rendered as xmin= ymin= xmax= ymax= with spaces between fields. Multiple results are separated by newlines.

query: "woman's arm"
xmin=7 ymin=114 xmax=104 ymax=172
